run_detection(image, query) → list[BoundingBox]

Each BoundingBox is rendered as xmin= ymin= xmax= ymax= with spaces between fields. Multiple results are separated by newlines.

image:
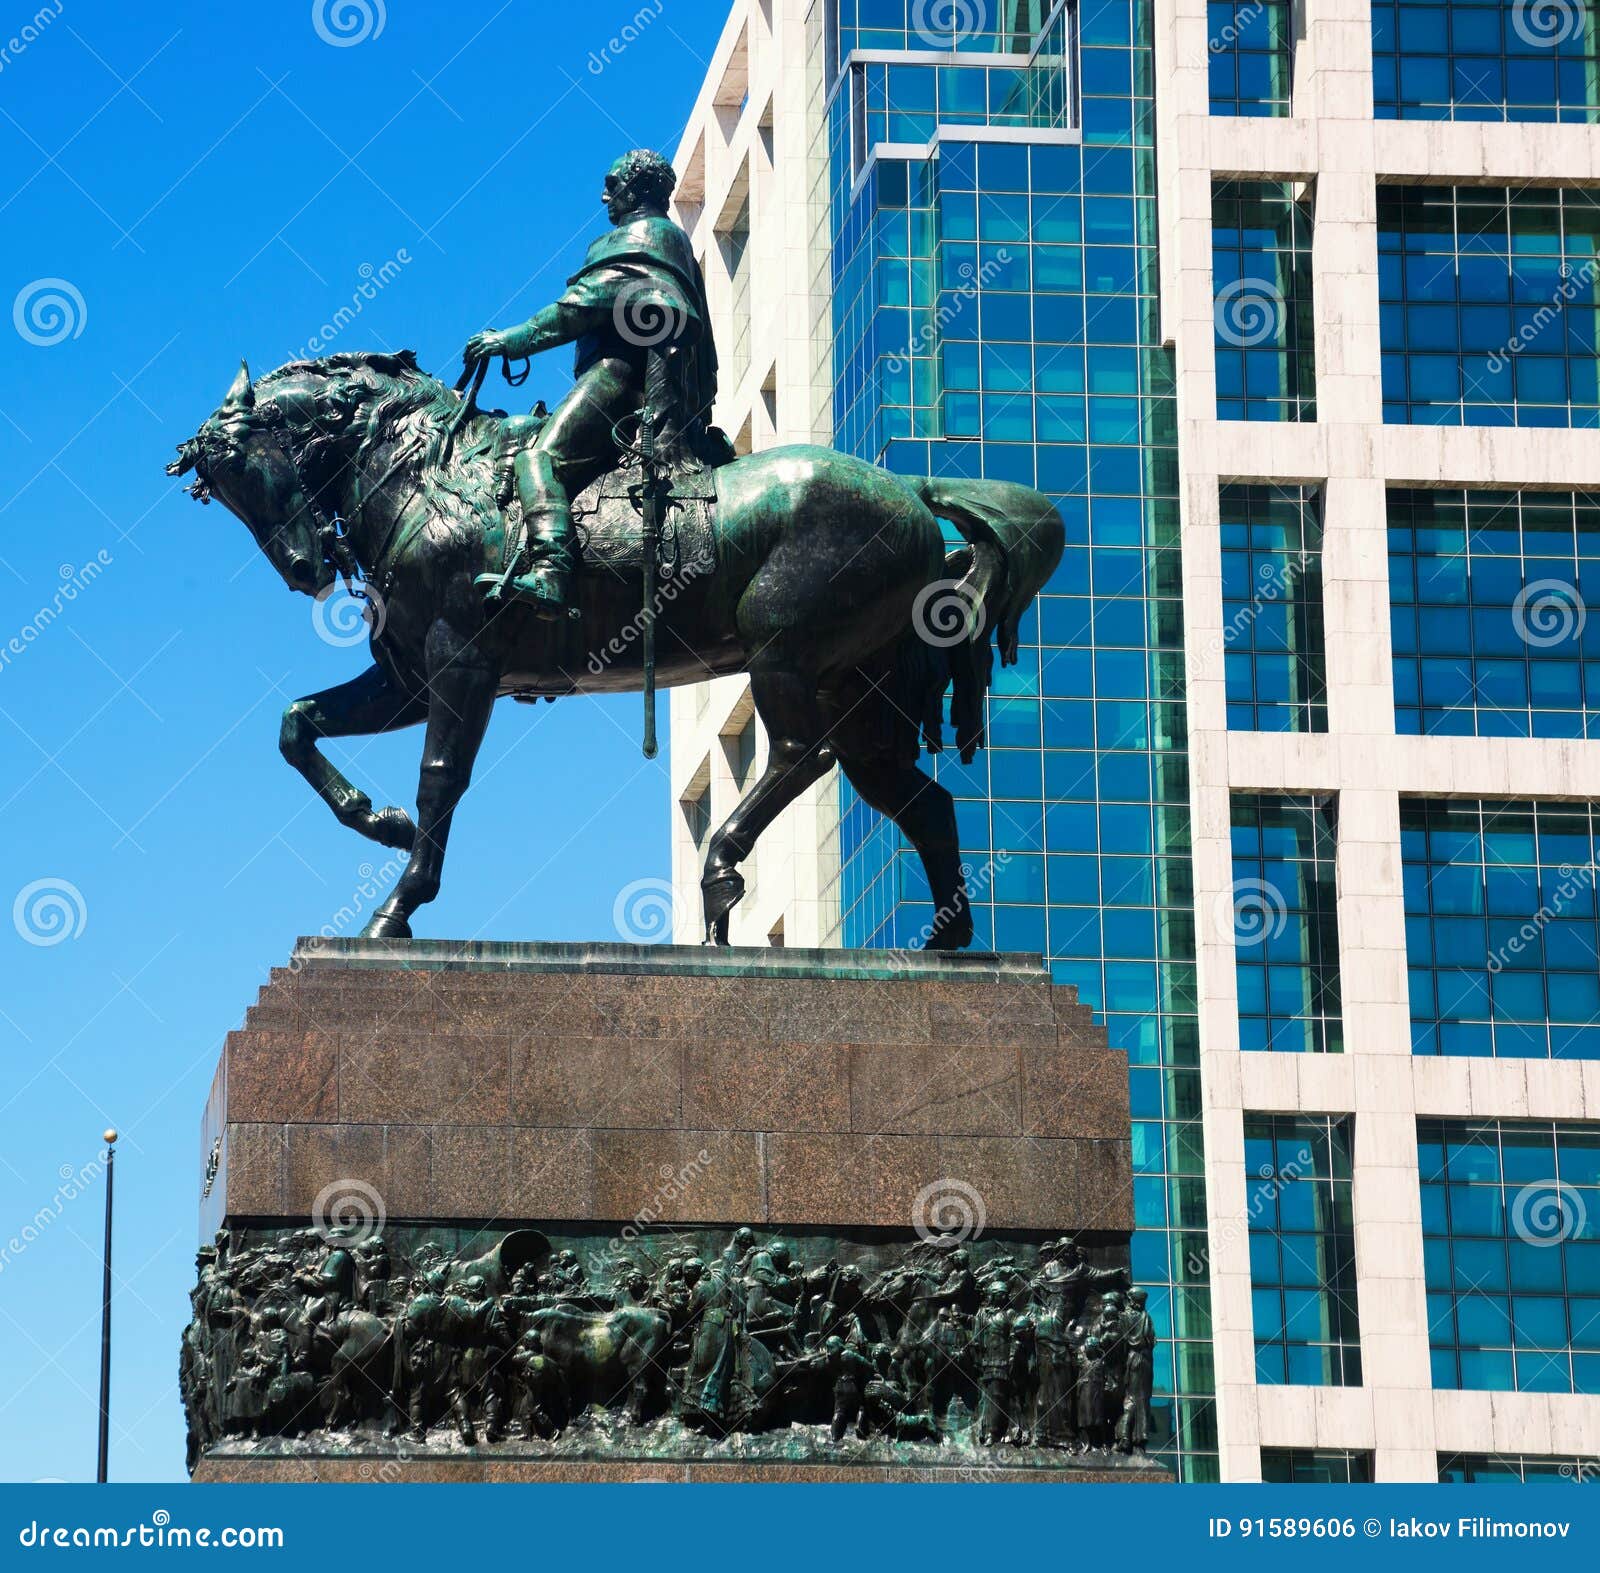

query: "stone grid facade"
xmin=1155 ymin=0 xmax=1600 ymax=1480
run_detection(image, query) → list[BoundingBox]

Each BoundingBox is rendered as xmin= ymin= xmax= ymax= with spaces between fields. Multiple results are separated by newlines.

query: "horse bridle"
xmin=256 ymin=398 xmax=366 ymax=600
xmin=256 ymin=394 xmax=431 ymax=608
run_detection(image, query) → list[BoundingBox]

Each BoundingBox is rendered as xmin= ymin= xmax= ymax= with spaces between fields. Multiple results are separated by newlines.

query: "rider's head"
xmin=603 ymin=150 xmax=676 ymax=223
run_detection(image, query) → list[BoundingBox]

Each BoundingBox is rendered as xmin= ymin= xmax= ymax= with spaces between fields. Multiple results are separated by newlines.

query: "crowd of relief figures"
xmin=182 ymin=1222 xmax=1158 ymax=1470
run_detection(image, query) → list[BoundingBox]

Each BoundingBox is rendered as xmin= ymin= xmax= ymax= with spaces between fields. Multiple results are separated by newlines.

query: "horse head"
xmin=166 ymin=350 xmax=433 ymax=596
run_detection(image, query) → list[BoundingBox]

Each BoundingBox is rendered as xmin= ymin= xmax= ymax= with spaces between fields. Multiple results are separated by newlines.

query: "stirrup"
xmin=474 ymin=564 xmax=578 ymax=620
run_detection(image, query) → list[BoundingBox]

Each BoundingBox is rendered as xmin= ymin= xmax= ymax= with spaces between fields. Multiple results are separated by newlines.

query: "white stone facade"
xmin=670 ymin=0 xmax=1600 ymax=1479
xmin=668 ymin=0 xmax=841 ymax=949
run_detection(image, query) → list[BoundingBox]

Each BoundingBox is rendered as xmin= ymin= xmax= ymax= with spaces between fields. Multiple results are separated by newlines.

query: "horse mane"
xmin=260 ymin=350 xmax=503 ymax=549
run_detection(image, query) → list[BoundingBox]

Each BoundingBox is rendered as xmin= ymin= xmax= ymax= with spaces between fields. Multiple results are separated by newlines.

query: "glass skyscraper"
xmin=818 ymin=0 xmax=1211 ymax=1478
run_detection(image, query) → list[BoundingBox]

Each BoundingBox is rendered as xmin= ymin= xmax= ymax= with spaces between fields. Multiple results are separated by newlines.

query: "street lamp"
xmin=97 ymin=1129 xmax=117 ymax=1484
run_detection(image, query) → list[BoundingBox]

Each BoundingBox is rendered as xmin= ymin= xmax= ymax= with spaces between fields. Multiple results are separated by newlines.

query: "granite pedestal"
xmin=187 ymin=938 xmax=1166 ymax=1482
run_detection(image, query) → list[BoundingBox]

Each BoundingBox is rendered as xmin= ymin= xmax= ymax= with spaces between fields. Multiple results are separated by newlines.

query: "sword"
xmin=639 ymin=347 xmax=671 ymax=760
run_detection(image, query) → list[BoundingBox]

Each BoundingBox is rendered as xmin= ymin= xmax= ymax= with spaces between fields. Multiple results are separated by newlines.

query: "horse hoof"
xmin=922 ymin=920 xmax=973 ymax=952
xmin=372 ymin=807 xmax=416 ymax=851
xmin=361 ymin=912 xmax=413 ymax=940
xmin=701 ymin=872 xmax=744 ymax=942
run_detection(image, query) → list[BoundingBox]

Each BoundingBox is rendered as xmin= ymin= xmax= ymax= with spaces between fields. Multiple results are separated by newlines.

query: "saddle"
xmin=488 ymin=415 xmax=726 ymax=588
xmin=570 ymin=458 xmax=719 ymax=585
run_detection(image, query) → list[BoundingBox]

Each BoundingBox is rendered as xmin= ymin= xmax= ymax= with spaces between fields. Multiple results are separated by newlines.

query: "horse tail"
xmin=906 ymin=478 xmax=1065 ymax=762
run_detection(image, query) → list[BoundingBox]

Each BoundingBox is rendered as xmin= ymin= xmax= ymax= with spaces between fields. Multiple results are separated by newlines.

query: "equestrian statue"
xmin=166 ymin=150 xmax=1064 ymax=949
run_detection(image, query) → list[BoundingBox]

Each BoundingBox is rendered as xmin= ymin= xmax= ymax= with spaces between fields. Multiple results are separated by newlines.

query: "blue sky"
xmin=0 ymin=0 xmax=729 ymax=1483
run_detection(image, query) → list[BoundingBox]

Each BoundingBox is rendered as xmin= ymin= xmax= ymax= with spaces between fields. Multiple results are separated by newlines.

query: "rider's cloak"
xmin=560 ymin=215 xmax=719 ymax=426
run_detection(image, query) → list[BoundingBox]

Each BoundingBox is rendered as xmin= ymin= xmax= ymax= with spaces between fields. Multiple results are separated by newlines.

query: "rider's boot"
xmin=477 ymin=507 xmax=576 ymax=619
xmin=477 ymin=448 xmax=578 ymax=619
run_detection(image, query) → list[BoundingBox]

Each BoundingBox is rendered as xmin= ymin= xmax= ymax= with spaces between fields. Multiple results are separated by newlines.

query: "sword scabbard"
xmin=639 ymin=349 xmax=672 ymax=760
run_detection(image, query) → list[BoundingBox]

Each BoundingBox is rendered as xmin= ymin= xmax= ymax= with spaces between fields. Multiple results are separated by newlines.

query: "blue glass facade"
xmin=1261 ymin=1447 xmax=1375 ymax=1482
xmin=1373 ymin=0 xmax=1600 ymax=123
xmin=1207 ymin=0 xmax=1294 ymax=116
xmin=1378 ymin=184 xmax=1600 ymax=427
xmin=836 ymin=0 xmax=1059 ymax=53
xmin=1389 ymin=488 xmax=1600 ymax=738
xmin=1421 ymin=1117 xmax=1600 ymax=1393
xmin=1244 ymin=1114 xmax=1363 ymax=1386
xmin=824 ymin=0 xmax=1213 ymax=1477
xmin=1213 ymin=180 xmax=1318 ymax=422
xmin=1439 ymin=1451 xmax=1600 ymax=1481
xmin=1231 ymin=795 xmax=1344 ymax=1054
xmin=1402 ymin=798 xmax=1600 ymax=1059
xmin=1222 ymin=483 xmax=1329 ymax=733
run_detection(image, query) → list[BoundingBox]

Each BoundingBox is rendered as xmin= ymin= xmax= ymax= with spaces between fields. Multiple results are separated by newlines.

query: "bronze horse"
xmin=168 ymin=352 xmax=1063 ymax=947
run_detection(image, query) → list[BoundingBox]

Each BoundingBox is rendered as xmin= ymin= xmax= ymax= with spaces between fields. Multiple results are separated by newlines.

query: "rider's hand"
xmin=462 ymin=330 xmax=502 ymax=365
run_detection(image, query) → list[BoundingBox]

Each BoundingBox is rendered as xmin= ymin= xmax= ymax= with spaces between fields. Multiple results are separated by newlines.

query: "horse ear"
xmin=225 ymin=359 xmax=254 ymax=411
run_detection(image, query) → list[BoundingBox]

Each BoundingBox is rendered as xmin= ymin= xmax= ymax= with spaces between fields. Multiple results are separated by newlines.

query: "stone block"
xmin=224 ymin=1030 xmax=339 ymax=1124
